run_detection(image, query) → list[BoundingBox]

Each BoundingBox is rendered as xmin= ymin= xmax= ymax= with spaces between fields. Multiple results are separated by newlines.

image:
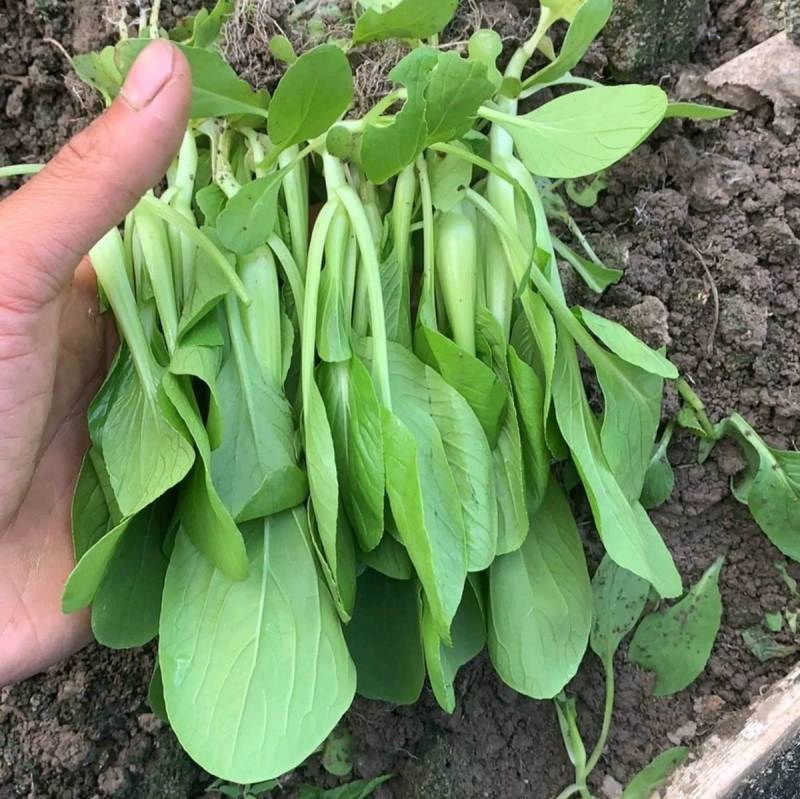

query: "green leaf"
xmin=360 ymin=338 xmax=495 ymax=615
xmin=629 ymin=557 xmax=724 ymax=695
xmin=640 ymin=439 xmax=675 ymax=510
xmin=337 ymin=776 xmax=394 ymax=799
xmin=524 ymin=0 xmax=613 ymax=87
xmin=678 ymin=404 xmax=717 ymax=443
xmin=415 ymin=324 xmax=508 ymax=447
xmin=475 ymin=313 xmax=528 ymax=554
xmin=305 ymin=380 xmax=353 ymax=614
xmin=496 ymin=85 xmax=668 ymax=179
xmin=322 ymin=729 xmax=353 ymax=777
xmin=148 ymin=661 xmax=168 ymax=723
xmin=62 ymin=515 xmax=133 ymax=613
xmin=389 ymin=341 xmax=498 ymax=573
xmin=592 ymin=345 xmax=665 ymax=505
xmin=179 ymin=226 xmax=236 ymax=336
xmin=160 ymin=510 xmax=356 ymax=784
xmin=554 ymin=694 xmax=587 ymax=771
xmin=553 ymin=237 xmax=621 ymax=293
xmin=492 ymin=397 xmax=529 ymax=555
xmin=217 ymin=173 xmax=282 ymax=255
xmin=565 ymin=175 xmax=608 ymax=208
xmin=379 ymin=247 xmax=413 ymax=348
xmin=361 ymin=48 xmax=439 ymax=184
xmin=664 ymin=102 xmax=736 ymax=120
xmin=720 ymin=414 xmax=800 ymax=562
xmin=424 ymin=52 xmax=495 ymax=145
xmin=541 ymin=0 xmax=591 ymax=22
xmin=511 ymin=295 xmax=557 ymax=453
xmin=589 ymin=555 xmax=650 ymax=665
xmin=775 ymin=561 xmax=799 ymax=597
xmin=162 ymin=366 xmax=248 ymax=582
xmin=622 ymin=747 xmax=690 ymax=799
xmin=428 ymin=145 xmax=473 ymax=212
xmin=211 ymin=334 xmax=308 ymax=522
xmin=381 ymin=408 xmax=467 ymax=639
xmin=91 ymin=497 xmax=172 ymax=648
xmin=280 ymin=310 xmax=295 ymax=385
xmin=359 ymin=529 xmax=413 ymax=579
xmin=488 ymin=478 xmax=592 ymax=699
xmin=196 ymin=183 xmax=227 ymax=225
xmin=269 ymin=34 xmax=297 ymax=65
xmin=352 ymin=0 xmax=458 ymax=44
xmin=765 ymin=611 xmax=783 ymax=632
xmin=71 ymin=449 xmax=116 ymax=561
xmin=317 ymin=228 xmax=353 ymax=363
xmin=250 ymin=780 xmax=280 ymax=796
xmin=742 ymin=626 xmax=798 ymax=663
xmin=552 ymin=338 xmax=681 ymax=597
xmin=468 ymin=29 xmax=503 ymax=89
xmin=422 ymin=578 xmax=486 ymax=713
xmin=268 ymin=45 xmax=353 ymax=148
xmin=309 ymin=506 xmax=358 ymax=624
xmin=93 ymin=352 xmax=195 ymax=518
xmin=72 ymin=46 xmax=122 ymax=103
xmin=116 ymin=40 xmax=270 ymax=119
xmin=344 ymin=568 xmax=425 ymax=704
xmin=191 ymin=0 xmax=234 ymax=49
xmin=317 ymin=357 xmax=385 ymax=552
xmin=508 ymin=346 xmax=550 ymax=513
xmin=300 ymin=776 xmax=394 ymax=799
xmin=577 ymin=307 xmax=678 ymax=379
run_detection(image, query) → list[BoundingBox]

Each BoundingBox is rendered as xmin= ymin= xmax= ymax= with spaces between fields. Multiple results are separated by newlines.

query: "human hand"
xmin=0 ymin=40 xmax=191 ymax=687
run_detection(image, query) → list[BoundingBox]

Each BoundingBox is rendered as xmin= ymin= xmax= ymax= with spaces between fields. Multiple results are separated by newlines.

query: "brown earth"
xmin=2 ymin=1 xmax=800 ymax=798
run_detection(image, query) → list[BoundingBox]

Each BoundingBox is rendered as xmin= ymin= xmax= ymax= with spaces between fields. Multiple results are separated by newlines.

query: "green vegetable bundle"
xmin=34 ymin=0 xmax=756 ymax=792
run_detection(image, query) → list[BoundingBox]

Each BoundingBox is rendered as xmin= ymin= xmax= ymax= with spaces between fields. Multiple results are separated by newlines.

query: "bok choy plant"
xmin=5 ymin=0 xmax=749 ymax=794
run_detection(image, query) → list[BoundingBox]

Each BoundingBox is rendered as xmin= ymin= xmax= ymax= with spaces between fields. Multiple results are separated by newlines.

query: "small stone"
xmin=715 ymin=439 xmax=747 ymax=477
xmin=731 ymin=672 xmax=749 ymax=691
xmin=5 ymin=84 xmax=25 ymax=119
xmin=688 ymin=158 xmax=756 ymax=211
xmin=98 ymin=766 xmax=128 ymax=796
xmin=137 ymin=713 xmax=163 ymax=734
xmin=675 ymin=69 xmax=708 ymax=100
xmin=30 ymin=725 xmax=91 ymax=770
xmin=484 ymin=732 xmax=506 ymax=755
xmin=718 ymin=295 xmax=769 ymax=353
xmin=57 ymin=670 xmax=87 ymax=702
xmin=667 ymin=721 xmax=698 ymax=745
xmin=758 ymin=219 xmax=800 ymax=260
xmin=625 ymin=295 xmax=672 ymax=349
xmin=601 ymin=774 xmax=624 ymax=798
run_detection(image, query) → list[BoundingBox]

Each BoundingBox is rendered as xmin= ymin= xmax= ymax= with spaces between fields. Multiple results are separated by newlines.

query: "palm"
xmin=0 ymin=261 xmax=111 ymax=685
xmin=0 ymin=38 xmax=190 ymax=686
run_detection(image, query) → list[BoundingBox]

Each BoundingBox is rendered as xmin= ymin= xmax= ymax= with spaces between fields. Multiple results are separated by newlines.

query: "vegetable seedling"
xmin=0 ymin=0 xmax=757 ymax=792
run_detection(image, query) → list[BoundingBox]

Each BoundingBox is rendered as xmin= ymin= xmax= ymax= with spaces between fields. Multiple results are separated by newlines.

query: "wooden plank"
xmin=662 ymin=664 xmax=800 ymax=798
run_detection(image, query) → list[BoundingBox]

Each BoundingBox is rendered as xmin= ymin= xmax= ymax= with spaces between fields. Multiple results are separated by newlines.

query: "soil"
xmin=2 ymin=1 xmax=800 ymax=798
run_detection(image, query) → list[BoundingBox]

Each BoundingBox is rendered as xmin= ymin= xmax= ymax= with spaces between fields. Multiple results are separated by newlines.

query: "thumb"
xmin=0 ymin=39 xmax=191 ymax=309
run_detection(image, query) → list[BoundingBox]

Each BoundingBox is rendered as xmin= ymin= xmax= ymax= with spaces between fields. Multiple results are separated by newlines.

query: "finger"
xmin=0 ymin=39 xmax=192 ymax=310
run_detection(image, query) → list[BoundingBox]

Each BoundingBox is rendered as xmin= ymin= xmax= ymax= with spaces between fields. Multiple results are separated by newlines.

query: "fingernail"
xmin=120 ymin=40 xmax=176 ymax=111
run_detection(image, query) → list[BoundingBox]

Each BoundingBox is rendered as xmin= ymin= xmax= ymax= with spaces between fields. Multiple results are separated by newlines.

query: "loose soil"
xmin=2 ymin=2 xmax=799 ymax=798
